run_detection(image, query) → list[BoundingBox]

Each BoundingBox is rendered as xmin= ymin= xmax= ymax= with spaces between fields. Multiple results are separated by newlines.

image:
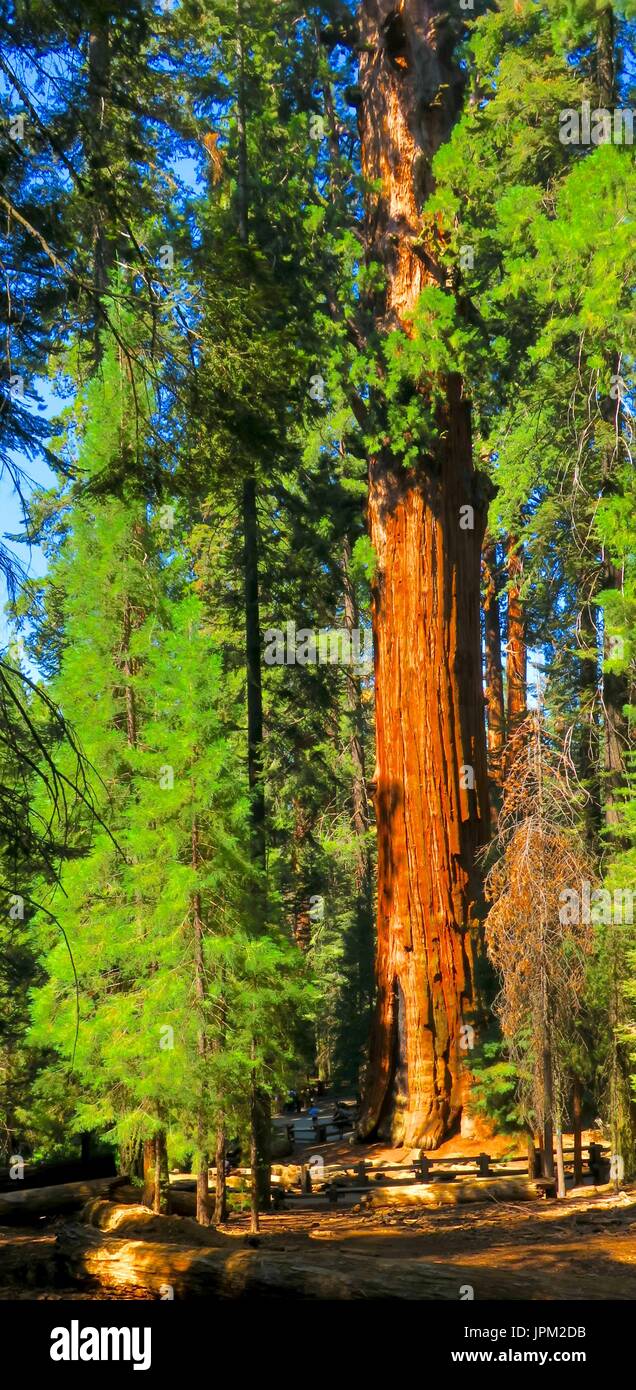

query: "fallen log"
xmin=54 ymin=1220 xmax=515 ymax=1299
xmin=82 ymin=1201 xmax=223 ymax=1247
xmin=0 ymin=1155 xmax=117 ymax=1192
xmin=361 ymin=1179 xmax=547 ymax=1210
xmin=0 ymin=1176 xmax=128 ymax=1226
xmin=0 ymin=1228 xmax=59 ymax=1288
xmin=85 ymin=1183 xmax=198 ymax=1219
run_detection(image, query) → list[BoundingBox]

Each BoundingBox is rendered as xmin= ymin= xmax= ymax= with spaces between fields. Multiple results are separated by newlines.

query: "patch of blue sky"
xmin=0 ymin=377 xmax=58 ymax=649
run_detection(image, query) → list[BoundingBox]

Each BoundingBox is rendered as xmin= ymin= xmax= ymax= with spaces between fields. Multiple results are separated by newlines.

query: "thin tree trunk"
xmin=214 ymin=1125 xmax=227 ymax=1225
xmin=247 ymin=1056 xmax=269 ymax=1234
xmin=578 ymin=602 xmax=602 ymax=847
xmin=596 ymin=5 xmax=615 ymax=108
xmin=142 ymin=1140 xmax=154 ymax=1208
xmin=290 ymin=799 xmax=313 ymax=951
xmin=195 ymin=1119 xmax=210 ymax=1227
xmin=572 ymin=1079 xmax=583 ymax=1185
xmin=482 ymin=537 xmax=506 ymax=817
xmin=555 ymin=1126 xmax=566 ymax=1199
xmin=249 ymin=1070 xmax=260 ymax=1235
xmin=249 ymin=1070 xmax=271 ymax=1233
xmin=2 ymin=1044 xmax=15 ymax=1166
xmin=236 ymin=5 xmax=271 ymax=1209
xmin=121 ymin=595 xmax=138 ymax=749
xmin=342 ymin=537 xmax=371 ymax=866
xmin=88 ymin=23 xmax=112 ymax=361
xmin=235 ymin=6 xmax=248 ymax=247
xmin=242 ymin=480 xmax=265 ymax=860
xmin=504 ymin=536 xmax=526 ymax=772
xmin=602 ymin=556 xmax=630 ymax=840
xmin=192 ymin=820 xmax=211 ymax=1227
xmin=153 ymin=1133 xmax=169 ymax=1216
xmin=235 ymin=10 xmax=263 ymax=859
xmin=342 ymin=535 xmax=374 ymax=1027
xmin=542 ymin=1042 xmax=555 ymax=1181
xmin=357 ymin=1 xmax=491 ymax=1149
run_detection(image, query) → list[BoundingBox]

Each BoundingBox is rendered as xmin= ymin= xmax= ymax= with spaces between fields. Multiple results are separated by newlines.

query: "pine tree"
xmin=26 ymin=347 xmax=310 ymax=1219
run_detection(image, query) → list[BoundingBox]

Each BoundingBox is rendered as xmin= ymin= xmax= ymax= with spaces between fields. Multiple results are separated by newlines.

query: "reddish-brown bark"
xmin=143 ymin=1133 xmax=168 ymax=1215
xmin=572 ymin=1079 xmax=583 ymax=1186
xmin=290 ymin=800 xmax=313 ymax=952
xmin=504 ymin=537 xmax=527 ymax=773
xmin=603 ymin=556 xmax=631 ymax=838
xmin=482 ymin=539 xmax=506 ymax=812
xmin=357 ymin=1 xmax=491 ymax=1148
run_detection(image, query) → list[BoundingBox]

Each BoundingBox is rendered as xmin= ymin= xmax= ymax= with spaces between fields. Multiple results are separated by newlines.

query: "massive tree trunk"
xmin=482 ymin=538 xmax=506 ymax=816
xmin=357 ymin=1 xmax=491 ymax=1149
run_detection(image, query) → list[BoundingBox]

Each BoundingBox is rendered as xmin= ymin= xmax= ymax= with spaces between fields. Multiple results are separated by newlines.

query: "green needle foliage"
xmin=26 ymin=346 xmax=311 ymax=1174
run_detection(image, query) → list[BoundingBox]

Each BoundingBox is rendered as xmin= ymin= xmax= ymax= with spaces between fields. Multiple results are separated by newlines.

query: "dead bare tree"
xmin=484 ymin=713 xmax=596 ymax=1191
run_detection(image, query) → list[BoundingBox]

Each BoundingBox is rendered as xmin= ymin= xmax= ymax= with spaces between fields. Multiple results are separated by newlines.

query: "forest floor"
xmin=237 ymin=1187 xmax=636 ymax=1300
xmin=1 ymin=1185 xmax=635 ymax=1299
xmin=0 ymin=1097 xmax=630 ymax=1299
xmin=1 ymin=1116 xmax=636 ymax=1300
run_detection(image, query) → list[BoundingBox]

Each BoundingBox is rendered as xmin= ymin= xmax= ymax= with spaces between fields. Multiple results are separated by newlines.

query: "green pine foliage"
xmin=25 ymin=347 xmax=311 ymax=1170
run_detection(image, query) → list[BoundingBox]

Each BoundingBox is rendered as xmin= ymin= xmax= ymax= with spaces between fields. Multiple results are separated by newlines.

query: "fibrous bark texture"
xmin=505 ymin=537 xmax=527 ymax=771
xmin=357 ymin=1 xmax=491 ymax=1149
xmin=483 ymin=538 xmax=506 ymax=813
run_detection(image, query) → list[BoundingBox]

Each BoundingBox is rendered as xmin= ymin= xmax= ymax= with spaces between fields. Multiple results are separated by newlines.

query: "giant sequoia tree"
xmin=355 ymin=1 xmax=491 ymax=1148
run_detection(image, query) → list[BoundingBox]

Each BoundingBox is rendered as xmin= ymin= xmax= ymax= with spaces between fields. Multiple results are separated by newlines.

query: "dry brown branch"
xmin=484 ymin=714 xmax=597 ymax=1157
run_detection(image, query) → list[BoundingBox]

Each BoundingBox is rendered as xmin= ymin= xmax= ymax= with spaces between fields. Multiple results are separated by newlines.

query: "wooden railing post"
xmin=418 ymin=1154 xmax=430 ymax=1182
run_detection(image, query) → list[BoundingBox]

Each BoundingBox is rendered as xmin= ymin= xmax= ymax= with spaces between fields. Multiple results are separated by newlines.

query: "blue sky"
xmin=0 ymin=377 xmax=57 ymax=648
xmin=0 ymin=139 xmax=203 ymax=654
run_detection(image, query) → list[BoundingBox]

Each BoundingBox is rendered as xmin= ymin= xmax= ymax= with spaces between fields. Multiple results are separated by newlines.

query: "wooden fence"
xmin=210 ymin=1141 xmax=610 ymax=1208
